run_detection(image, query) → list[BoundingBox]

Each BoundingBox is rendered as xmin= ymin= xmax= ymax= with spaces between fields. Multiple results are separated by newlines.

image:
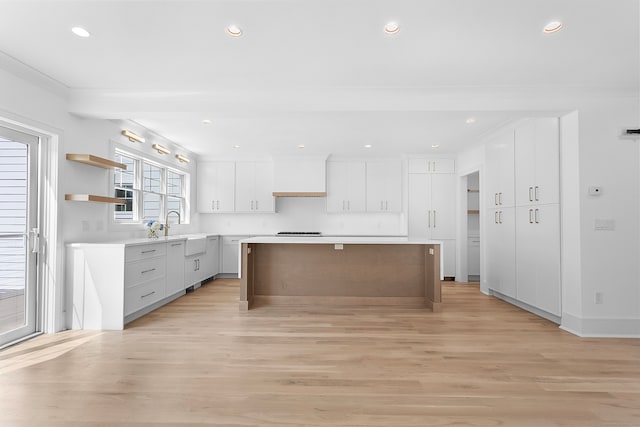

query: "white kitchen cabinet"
xmin=326 ymin=161 xmax=366 ymax=213
xmin=184 ymin=253 xmax=204 ymax=289
xmin=166 ymin=240 xmax=186 ymax=296
xmin=485 ymin=128 xmax=515 ymax=208
xmin=202 ymin=235 xmax=220 ymax=279
xmin=235 ymin=161 xmax=274 ymax=213
xmin=408 ymin=158 xmax=455 ymax=174
xmin=221 ymin=235 xmax=249 ymax=275
xmin=365 ymin=160 xmax=402 ymax=212
xmin=515 ymin=205 xmax=561 ymax=316
xmin=408 ymin=173 xmax=456 ymax=277
xmin=486 ymin=207 xmax=516 ymax=299
xmin=197 ymin=161 xmax=235 ymax=213
xmin=514 ymin=118 xmax=559 ymax=207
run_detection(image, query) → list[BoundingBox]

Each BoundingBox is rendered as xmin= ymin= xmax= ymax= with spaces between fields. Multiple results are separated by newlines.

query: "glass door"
xmin=0 ymin=126 xmax=39 ymax=348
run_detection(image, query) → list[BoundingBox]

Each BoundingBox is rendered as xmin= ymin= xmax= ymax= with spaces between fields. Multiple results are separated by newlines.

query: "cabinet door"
xmin=203 ymin=236 xmax=220 ymax=279
xmin=222 ymin=236 xmax=242 ymax=274
xmin=346 ymin=161 xmax=366 ymax=212
xmin=514 ymin=120 xmax=536 ymax=207
xmin=487 ymin=208 xmax=516 ymax=298
xmin=441 ymin=239 xmax=456 ymax=278
xmin=166 ymin=241 xmax=185 ymax=296
xmin=430 ymin=174 xmax=456 ymax=240
xmin=253 ymin=162 xmax=274 ymax=212
xmin=215 ymin=162 xmax=236 ymax=212
xmin=235 ymin=162 xmax=256 ymax=212
xmin=184 ymin=255 xmax=200 ymax=288
xmin=326 ymin=161 xmax=349 ymax=212
xmin=486 ymin=129 xmax=515 ymax=208
xmin=408 ymin=174 xmax=429 ymax=239
xmin=515 ymin=206 xmax=537 ymax=306
xmin=197 ymin=163 xmax=217 ymax=213
xmin=534 ymin=204 xmax=561 ymax=316
xmin=366 ymin=160 xmax=401 ymax=212
xmin=198 ymin=162 xmax=235 ymax=213
xmin=533 ymin=118 xmax=560 ymax=205
xmin=431 ymin=159 xmax=455 ymax=174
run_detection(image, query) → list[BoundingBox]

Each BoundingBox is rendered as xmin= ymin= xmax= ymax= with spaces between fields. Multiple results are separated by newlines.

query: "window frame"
xmin=111 ymin=146 xmax=189 ymax=227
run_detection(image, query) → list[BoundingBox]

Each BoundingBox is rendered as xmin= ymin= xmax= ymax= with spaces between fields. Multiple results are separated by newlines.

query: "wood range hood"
xmin=272 ymin=156 xmax=327 ymax=198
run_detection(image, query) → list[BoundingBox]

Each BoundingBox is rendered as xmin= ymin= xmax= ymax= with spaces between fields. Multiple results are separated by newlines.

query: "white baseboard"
xmin=560 ymin=312 xmax=640 ymax=338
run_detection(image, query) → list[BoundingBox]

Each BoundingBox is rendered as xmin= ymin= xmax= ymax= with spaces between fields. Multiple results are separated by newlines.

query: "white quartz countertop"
xmin=240 ymin=236 xmax=443 ymax=245
xmin=66 ymin=233 xmax=218 ymax=247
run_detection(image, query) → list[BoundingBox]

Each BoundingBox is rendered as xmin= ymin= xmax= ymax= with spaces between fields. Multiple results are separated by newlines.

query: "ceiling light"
xmin=364 ymin=144 xmax=373 ymax=149
xmin=226 ymin=24 xmax=242 ymax=37
xmin=152 ymin=144 xmax=170 ymax=155
xmin=466 ymin=117 xmax=476 ymax=124
xmin=431 ymin=144 xmax=440 ymax=149
xmin=202 ymin=119 xmax=212 ymax=125
xmin=71 ymin=27 xmax=91 ymax=38
xmin=175 ymin=154 xmax=190 ymax=163
xmin=297 ymin=144 xmax=305 ymax=149
xmin=384 ymin=22 xmax=400 ymax=34
xmin=543 ymin=21 xmax=563 ymax=34
xmin=121 ymin=130 xmax=145 ymax=143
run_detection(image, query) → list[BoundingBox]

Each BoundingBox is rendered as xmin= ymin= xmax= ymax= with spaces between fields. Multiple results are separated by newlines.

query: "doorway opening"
xmin=466 ymin=172 xmax=480 ymax=282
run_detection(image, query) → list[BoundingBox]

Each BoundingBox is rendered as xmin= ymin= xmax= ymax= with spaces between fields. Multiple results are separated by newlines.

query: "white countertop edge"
xmin=66 ymin=233 xmax=218 ymax=247
xmin=240 ymin=236 xmax=443 ymax=245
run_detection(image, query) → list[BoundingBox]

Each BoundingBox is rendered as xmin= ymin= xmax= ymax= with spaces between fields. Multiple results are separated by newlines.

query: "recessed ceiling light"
xmin=226 ymin=24 xmax=242 ymax=37
xmin=466 ymin=117 xmax=476 ymax=124
xmin=364 ymin=144 xmax=373 ymax=149
xmin=431 ymin=144 xmax=440 ymax=149
xmin=384 ymin=22 xmax=400 ymax=34
xmin=233 ymin=145 xmax=240 ymax=149
xmin=71 ymin=27 xmax=91 ymax=38
xmin=543 ymin=21 xmax=563 ymax=34
xmin=297 ymin=144 xmax=305 ymax=149
xmin=202 ymin=119 xmax=212 ymax=125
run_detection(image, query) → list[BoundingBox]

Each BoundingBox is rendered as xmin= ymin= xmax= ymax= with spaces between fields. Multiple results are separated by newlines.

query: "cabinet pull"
xmin=494 ymin=211 xmax=498 ymax=224
xmin=216 ymin=200 xmax=220 ymax=210
xmin=433 ymin=210 xmax=436 ymax=228
xmin=535 ymin=208 xmax=540 ymax=224
xmin=499 ymin=192 xmax=502 ymax=205
xmin=171 ymin=243 xmax=182 ymax=247
xmin=432 ymin=161 xmax=436 ymax=172
xmin=256 ymin=200 xmax=259 ymax=210
xmin=499 ymin=211 xmax=503 ymax=224
xmin=141 ymin=268 xmax=156 ymax=274
xmin=385 ymin=201 xmax=388 ymax=210
xmin=529 ymin=187 xmax=533 ymax=202
xmin=251 ymin=200 xmax=254 ymax=210
xmin=141 ymin=291 xmax=156 ymax=299
xmin=528 ymin=209 xmax=533 ymax=224
xmin=494 ymin=193 xmax=498 ymax=206
xmin=380 ymin=201 xmax=383 ymax=210
xmin=535 ymin=186 xmax=539 ymax=201
xmin=141 ymin=249 xmax=156 ymax=254
xmin=212 ymin=200 xmax=215 ymax=210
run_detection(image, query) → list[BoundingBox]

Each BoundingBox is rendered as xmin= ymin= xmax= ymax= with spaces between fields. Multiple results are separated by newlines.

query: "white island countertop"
xmin=241 ymin=236 xmax=443 ymax=245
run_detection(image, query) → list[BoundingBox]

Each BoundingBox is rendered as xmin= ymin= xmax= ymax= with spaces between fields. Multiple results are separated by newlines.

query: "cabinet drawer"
xmin=125 ymin=243 xmax=167 ymax=262
xmin=124 ymin=279 xmax=165 ymax=316
xmin=125 ymin=257 xmax=166 ymax=288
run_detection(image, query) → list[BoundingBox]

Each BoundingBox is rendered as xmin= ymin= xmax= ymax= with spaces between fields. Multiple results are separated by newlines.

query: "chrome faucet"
xmin=164 ymin=210 xmax=181 ymax=236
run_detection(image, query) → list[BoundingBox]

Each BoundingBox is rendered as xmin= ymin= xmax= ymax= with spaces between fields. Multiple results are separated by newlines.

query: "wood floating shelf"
xmin=65 ymin=194 xmax=126 ymax=204
xmin=66 ymin=154 xmax=127 ymax=170
xmin=467 ymin=209 xmax=480 ymax=214
xmin=272 ymin=192 xmax=327 ymax=197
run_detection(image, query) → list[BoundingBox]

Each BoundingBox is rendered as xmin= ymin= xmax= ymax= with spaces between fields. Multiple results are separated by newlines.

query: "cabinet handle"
xmin=529 ymin=187 xmax=533 ymax=202
xmin=217 ymin=200 xmax=220 ymax=210
xmin=433 ymin=210 xmax=436 ymax=228
xmin=494 ymin=211 xmax=498 ymax=224
xmin=348 ymin=200 xmax=350 ymax=210
xmin=499 ymin=192 xmax=502 ymax=205
xmin=141 ymin=268 xmax=156 ymax=274
xmin=256 ymin=200 xmax=259 ymax=210
xmin=171 ymin=243 xmax=182 ymax=247
xmin=141 ymin=249 xmax=156 ymax=254
xmin=212 ymin=200 xmax=215 ymax=210
xmin=535 ymin=208 xmax=540 ymax=224
xmin=494 ymin=193 xmax=498 ymax=206
xmin=535 ymin=186 xmax=539 ymax=201
xmin=499 ymin=211 xmax=503 ymax=224
xmin=251 ymin=200 xmax=254 ymax=210
xmin=528 ymin=209 xmax=533 ymax=224
xmin=141 ymin=291 xmax=156 ymax=299
xmin=342 ymin=200 xmax=345 ymax=210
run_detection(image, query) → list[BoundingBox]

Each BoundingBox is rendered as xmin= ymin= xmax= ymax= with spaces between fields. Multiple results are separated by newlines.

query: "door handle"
xmin=535 ymin=208 xmax=540 ymax=224
xmin=30 ymin=228 xmax=39 ymax=253
xmin=535 ymin=186 xmax=539 ymax=201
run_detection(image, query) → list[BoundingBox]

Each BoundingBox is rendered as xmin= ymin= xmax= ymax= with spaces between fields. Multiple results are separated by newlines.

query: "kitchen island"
xmin=239 ymin=236 xmax=442 ymax=312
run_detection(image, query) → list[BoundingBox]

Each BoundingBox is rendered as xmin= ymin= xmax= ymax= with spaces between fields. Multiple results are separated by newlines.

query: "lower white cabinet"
xmin=166 ymin=240 xmax=186 ymax=296
xmin=184 ymin=253 xmax=204 ymax=289
xmin=486 ymin=207 xmax=516 ymax=299
xmin=221 ymin=235 xmax=249 ymax=275
xmin=203 ymin=236 xmax=220 ymax=279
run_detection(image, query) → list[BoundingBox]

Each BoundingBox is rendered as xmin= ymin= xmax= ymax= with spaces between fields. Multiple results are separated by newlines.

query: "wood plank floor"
xmin=1 ymin=279 xmax=639 ymax=426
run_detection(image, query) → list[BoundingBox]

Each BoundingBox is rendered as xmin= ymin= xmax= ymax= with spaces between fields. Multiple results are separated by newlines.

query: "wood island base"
xmin=240 ymin=241 xmax=442 ymax=311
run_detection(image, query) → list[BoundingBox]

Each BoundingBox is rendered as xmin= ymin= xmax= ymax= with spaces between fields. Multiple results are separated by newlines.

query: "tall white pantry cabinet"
xmin=408 ymin=159 xmax=456 ymax=278
xmin=486 ymin=117 xmax=561 ymax=318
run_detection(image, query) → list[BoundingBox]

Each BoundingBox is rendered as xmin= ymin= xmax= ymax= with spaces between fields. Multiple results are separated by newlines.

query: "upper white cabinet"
xmin=197 ymin=161 xmax=235 ymax=213
xmin=485 ymin=128 xmax=515 ymax=208
xmin=514 ymin=118 xmax=559 ymax=207
xmin=235 ymin=161 xmax=274 ymax=213
xmin=366 ymin=160 xmax=402 ymax=212
xmin=408 ymin=158 xmax=455 ymax=174
xmin=326 ymin=161 xmax=366 ymax=213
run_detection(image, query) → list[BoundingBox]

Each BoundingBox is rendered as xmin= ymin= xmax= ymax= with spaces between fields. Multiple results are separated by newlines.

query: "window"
xmin=113 ymin=148 xmax=188 ymax=224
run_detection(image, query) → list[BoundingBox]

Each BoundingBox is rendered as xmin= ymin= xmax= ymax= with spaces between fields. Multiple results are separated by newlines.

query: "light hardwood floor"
xmin=1 ymin=279 xmax=639 ymax=426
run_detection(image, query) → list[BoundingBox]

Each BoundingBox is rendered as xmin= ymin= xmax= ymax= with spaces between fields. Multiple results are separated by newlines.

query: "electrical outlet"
xmin=595 ymin=292 xmax=604 ymax=304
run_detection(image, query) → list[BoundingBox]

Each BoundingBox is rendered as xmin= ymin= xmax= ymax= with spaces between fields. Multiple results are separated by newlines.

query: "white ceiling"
xmin=0 ymin=0 xmax=637 ymax=157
